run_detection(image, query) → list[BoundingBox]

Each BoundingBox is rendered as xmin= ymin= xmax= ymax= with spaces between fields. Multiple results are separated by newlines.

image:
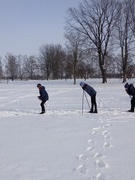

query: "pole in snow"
xmin=82 ymin=90 xmax=91 ymax=113
xmin=84 ymin=91 xmax=91 ymax=111
xmin=82 ymin=90 xmax=84 ymax=114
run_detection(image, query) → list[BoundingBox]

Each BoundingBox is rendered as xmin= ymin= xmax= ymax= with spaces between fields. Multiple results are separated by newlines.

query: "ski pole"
xmin=82 ymin=90 xmax=85 ymax=114
xmin=84 ymin=91 xmax=91 ymax=111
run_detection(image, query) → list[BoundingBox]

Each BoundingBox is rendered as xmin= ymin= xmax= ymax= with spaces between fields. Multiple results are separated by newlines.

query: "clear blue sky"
xmin=0 ymin=0 xmax=81 ymax=58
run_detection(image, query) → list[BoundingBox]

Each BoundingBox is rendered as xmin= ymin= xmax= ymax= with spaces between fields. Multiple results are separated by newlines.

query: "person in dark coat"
xmin=37 ymin=83 xmax=49 ymax=114
xmin=124 ymin=82 xmax=135 ymax=112
xmin=80 ymin=82 xmax=98 ymax=113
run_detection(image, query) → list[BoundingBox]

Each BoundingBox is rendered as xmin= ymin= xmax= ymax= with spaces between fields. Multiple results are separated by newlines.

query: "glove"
xmin=38 ymin=96 xmax=41 ymax=100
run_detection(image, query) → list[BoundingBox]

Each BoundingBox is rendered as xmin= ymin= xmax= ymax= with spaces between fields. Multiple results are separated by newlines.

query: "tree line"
xmin=1 ymin=0 xmax=135 ymax=83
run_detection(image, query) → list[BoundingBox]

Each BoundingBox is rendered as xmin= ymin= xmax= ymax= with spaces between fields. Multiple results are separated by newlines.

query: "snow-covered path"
xmin=0 ymin=79 xmax=135 ymax=180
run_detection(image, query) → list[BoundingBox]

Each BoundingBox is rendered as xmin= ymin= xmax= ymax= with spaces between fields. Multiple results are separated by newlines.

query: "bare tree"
xmin=24 ymin=55 xmax=37 ymax=79
xmin=64 ymin=53 xmax=73 ymax=79
xmin=38 ymin=44 xmax=65 ymax=80
xmin=114 ymin=0 xmax=135 ymax=82
xmin=0 ymin=57 xmax=3 ymax=79
xmin=65 ymin=31 xmax=83 ymax=84
xmin=5 ymin=54 xmax=18 ymax=81
xmin=66 ymin=0 xmax=119 ymax=83
xmin=17 ymin=55 xmax=28 ymax=80
xmin=38 ymin=44 xmax=52 ymax=80
xmin=129 ymin=0 xmax=135 ymax=36
xmin=50 ymin=44 xmax=65 ymax=79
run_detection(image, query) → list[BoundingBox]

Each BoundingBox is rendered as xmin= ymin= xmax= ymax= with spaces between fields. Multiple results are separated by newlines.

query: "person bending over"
xmin=80 ymin=82 xmax=98 ymax=113
xmin=124 ymin=82 xmax=135 ymax=112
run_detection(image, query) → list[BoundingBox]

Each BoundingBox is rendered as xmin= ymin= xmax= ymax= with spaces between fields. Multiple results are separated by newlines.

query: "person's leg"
xmin=130 ymin=97 xmax=135 ymax=112
xmin=90 ymin=96 xmax=93 ymax=113
xmin=134 ymin=96 xmax=135 ymax=110
xmin=94 ymin=94 xmax=98 ymax=113
xmin=92 ymin=94 xmax=98 ymax=113
xmin=40 ymin=101 xmax=45 ymax=113
xmin=128 ymin=98 xmax=134 ymax=112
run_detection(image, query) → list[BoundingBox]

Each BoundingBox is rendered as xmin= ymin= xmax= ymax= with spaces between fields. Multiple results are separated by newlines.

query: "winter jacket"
xmin=82 ymin=83 xmax=96 ymax=97
xmin=124 ymin=83 xmax=135 ymax=96
xmin=38 ymin=86 xmax=49 ymax=102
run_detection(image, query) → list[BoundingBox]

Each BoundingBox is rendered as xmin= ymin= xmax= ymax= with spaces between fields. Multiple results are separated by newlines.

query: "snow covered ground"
xmin=0 ymin=79 xmax=135 ymax=180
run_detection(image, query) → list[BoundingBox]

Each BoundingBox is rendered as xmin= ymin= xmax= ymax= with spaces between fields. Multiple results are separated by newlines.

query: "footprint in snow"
xmin=96 ymin=173 xmax=106 ymax=180
xmin=95 ymin=158 xmax=109 ymax=168
xmin=101 ymin=130 xmax=112 ymax=140
xmin=85 ymin=146 xmax=94 ymax=152
xmin=104 ymin=123 xmax=111 ymax=128
xmin=93 ymin=152 xmax=104 ymax=158
xmin=88 ymin=139 xmax=94 ymax=144
xmin=104 ymin=134 xmax=111 ymax=140
xmin=103 ymin=141 xmax=113 ymax=149
xmin=92 ymin=126 xmax=102 ymax=131
xmin=91 ymin=127 xmax=102 ymax=136
xmin=101 ymin=130 xmax=109 ymax=136
xmin=77 ymin=154 xmax=87 ymax=160
xmin=91 ymin=130 xmax=98 ymax=135
xmin=76 ymin=164 xmax=87 ymax=174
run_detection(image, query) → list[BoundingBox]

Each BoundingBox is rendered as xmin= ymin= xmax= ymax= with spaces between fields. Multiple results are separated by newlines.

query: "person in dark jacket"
xmin=80 ymin=82 xmax=98 ymax=113
xmin=124 ymin=82 xmax=135 ymax=112
xmin=37 ymin=83 xmax=49 ymax=114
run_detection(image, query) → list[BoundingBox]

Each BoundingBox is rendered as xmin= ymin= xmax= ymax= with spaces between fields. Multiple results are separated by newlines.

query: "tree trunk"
xmin=73 ymin=62 xmax=76 ymax=85
xmin=101 ymin=67 xmax=107 ymax=83
xmin=99 ymin=54 xmax=107 ymax=83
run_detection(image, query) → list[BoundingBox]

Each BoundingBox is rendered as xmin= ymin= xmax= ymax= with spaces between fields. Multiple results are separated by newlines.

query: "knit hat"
xmin=37 ymin=83 xmax=41 ymax=87
xmin=80 ymin=82 xmax=85 ymax=87
xmin=124 ymin=82 xmax=129 ymax=89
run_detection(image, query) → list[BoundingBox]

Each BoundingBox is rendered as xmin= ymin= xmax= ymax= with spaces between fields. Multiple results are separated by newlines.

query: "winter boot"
xmin=89 ymin=109 xmax=93 ymax=113
xmin=40 ymin=111 xmax=45 ymax=114
xmin=127 ymin=109 xmax=134 ymax=112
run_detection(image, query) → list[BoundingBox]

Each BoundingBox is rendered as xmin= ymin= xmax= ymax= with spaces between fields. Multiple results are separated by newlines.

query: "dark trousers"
xmin=131 ymin=96 xmax=135 ymax=112
xmin=91 ymin=94 xmax=97 ymax=112
xmin=40 ymin=101 xmax=45 ymax=112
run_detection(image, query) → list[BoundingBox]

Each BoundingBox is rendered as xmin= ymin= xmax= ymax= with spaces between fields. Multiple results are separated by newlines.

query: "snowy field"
xmin=0 ymin=79 xmax=135 ymax=180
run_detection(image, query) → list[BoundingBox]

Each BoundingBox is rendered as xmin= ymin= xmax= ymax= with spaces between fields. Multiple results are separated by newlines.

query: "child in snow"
xmin=37 ymin=83 xmax=49 ymax=114
xmin=124 ymin=82 xmax=135 ymax=112
xmin=80 ymin=82 xmax=98 ymax=113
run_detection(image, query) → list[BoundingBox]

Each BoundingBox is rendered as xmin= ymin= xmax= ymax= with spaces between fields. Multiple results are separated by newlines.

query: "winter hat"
xmin=80 ymin=82 xmax=85 ymax=87
xmin=37 ymin=83 xmax=41 ymax=87
xmin=124 ymin=82 xmax=129 ymax=89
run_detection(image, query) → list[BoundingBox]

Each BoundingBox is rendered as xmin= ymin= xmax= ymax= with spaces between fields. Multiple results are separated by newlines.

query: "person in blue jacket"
xmin=124 ymin=82 xmax=135 ymax=112
xmin=37 ymin=83 xmax=49 ymax=114
xmin=80 ymin=82 xmax=98 ymax=113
